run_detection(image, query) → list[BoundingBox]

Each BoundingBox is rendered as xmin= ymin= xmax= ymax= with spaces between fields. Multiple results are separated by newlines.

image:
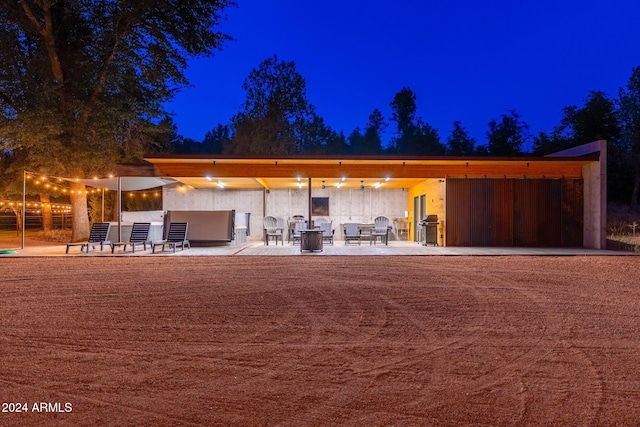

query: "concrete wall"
xmin=163 ymin=185 xmax=264 ymax=242
xmin=164 ymin=185 xmax=409 ymax=241
xmin=547 ymin=140 xmax=607 ymax=249
xmin=265 ymin=187 xmax=408 ymax=240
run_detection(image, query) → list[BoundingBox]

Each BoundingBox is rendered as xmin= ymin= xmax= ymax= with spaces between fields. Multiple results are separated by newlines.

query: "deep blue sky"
xmin=165 ymin=0 xmax=640 ymax=148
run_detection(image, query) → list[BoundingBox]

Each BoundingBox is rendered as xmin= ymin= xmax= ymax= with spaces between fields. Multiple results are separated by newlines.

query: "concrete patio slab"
xmin=0 ymin=240 xmax=631 ymax=257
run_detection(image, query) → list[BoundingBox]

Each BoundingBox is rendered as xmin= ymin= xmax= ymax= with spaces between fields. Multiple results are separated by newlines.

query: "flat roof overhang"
xmin=133 ymin=153 xmax=599 ymax=190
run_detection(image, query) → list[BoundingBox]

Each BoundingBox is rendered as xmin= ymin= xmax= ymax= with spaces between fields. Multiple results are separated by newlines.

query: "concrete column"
xmin=547 ymin=140 xmax=607 ymax=249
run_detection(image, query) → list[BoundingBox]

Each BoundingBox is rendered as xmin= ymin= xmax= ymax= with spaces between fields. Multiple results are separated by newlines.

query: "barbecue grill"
xmin=420 ymin=214 xmax=439 ymax=246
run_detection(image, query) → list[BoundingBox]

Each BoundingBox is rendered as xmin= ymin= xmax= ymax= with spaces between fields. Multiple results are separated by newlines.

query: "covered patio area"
xmin=131 ymin=140 xmax=606 ymax=249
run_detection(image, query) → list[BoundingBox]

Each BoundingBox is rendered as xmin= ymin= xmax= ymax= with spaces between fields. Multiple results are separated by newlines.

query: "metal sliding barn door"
xmin=446 ymin=178 xmax=582 ymax=247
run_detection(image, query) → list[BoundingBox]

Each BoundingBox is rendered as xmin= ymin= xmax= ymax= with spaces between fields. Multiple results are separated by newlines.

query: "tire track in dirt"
xmin=283 ymin=267 xmax=507 ymax=423
xmin=448 ymin=262 xmax=605 ymax=426
xmin=1 ymin=256 xmax=633 ymax=426
xmin=391 ymin=267 xmax=530 ymax=424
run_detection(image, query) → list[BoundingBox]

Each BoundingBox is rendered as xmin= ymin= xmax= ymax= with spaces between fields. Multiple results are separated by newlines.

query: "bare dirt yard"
xmin=1 ymin=255 xmax=639 ymax=426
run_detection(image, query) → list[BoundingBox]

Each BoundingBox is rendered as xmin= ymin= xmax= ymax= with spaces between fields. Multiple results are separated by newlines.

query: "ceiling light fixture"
xmin=321 ymin=180 xmax=326 ymax=189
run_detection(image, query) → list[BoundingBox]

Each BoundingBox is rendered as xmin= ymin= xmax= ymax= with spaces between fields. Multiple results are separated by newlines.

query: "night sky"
xmin=165 ymin=0 xmax=640 ymax=148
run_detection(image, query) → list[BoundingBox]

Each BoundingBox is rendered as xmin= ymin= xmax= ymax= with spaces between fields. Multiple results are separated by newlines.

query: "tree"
xmin=413 ymin=119 xmax=444 ymax=155
xmin=390 ymin=88 xmax=417 ymax=138
xmin=0 ymin=0 xmax=234 ymax=240
xmin=359 ymin=109 xmax=385 ymax=155
xmin=203 ymin=124 xmax=230 ymax=154
xmin=618 ymin=67 xmax=640 ymax=205
xmin=531 ymin=130 xmax=571 ymax=156
xmin=486 ymin=110 xmax=529 ymax=156
xmin=324 ymin=130 xmax=347 ymax=155
xmin=532 ymin=91 xmax=620 ymax=157
xmin=297 ymin=115 xmax=332 ymax=154
xmin=533 ymin=91 xmax=636 ymax=201
xmin=346 ymin=128 xmax=363 ymax=155
xmin=558 ymin=91 xmax=620 ymax=145
xmin=389 ymin=87 xmax=444 ymax=155
xmin=389 ymin=87 xmax=417 ymax=154
xmin=446 ymin=121 xmax=476 ymax=156
xmin=227 ymin=55 xmax=323 ymax=155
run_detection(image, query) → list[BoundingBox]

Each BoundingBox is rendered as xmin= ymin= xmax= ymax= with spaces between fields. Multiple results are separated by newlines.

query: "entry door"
xmin=413 ymin=196 xmax=419 ymax=241
xmin=413 ymin=195 xmax=426 ymax=242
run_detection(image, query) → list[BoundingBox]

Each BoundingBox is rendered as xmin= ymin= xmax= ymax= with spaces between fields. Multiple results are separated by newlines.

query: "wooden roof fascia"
xmin=149 ymin=161 xmax=585 ymax=179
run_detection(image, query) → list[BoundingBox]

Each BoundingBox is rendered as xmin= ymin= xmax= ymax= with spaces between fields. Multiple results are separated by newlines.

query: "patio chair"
xmin=344 ymin=223 xmax=361 ymax=245
xmin=371 ymin=216 xmax=390 ymax=245
xmin=319 ymin=221 xmax=334 ymax=245
xmin=288 ymin=216 xmax=306 ymax=243
xmin=152 ymin=222 xmax=190 ymax=253
xmin=263 ymin=215 xmax=285 ymax=245
xmin=313 ymin=217 xmax=329 ymax=227
xmin=65 ymin=222 xmax=111 ymax=253
xmin=291 ymin=221 xmax=306 ymax=245
xmin=110 ymin=222 xmax=151 ymax=253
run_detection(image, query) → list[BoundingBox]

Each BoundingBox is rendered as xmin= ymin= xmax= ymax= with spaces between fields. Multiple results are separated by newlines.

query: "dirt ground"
xmin=1 ymin=255 xmax=639 ymax=426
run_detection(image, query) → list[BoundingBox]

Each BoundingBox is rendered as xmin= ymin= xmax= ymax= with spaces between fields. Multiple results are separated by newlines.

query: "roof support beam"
xmin=255 ymin=177 xmax=270 ymax=190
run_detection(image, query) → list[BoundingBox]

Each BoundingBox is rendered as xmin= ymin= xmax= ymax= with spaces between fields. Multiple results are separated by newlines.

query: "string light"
xmin=13 ymin=171 xmax=163 ymax=217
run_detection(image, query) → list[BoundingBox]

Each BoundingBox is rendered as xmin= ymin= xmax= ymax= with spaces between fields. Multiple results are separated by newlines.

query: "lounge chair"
xmin=263 ymin=215 xmax=285 ymax=245
xmin=371 ymin=216 xmax=390 ymax=245
xmin=110 ymin=222 xmax=151 ymax=253
xmin=65 ymin=222 xmax=111 ymax=253
xmin=319 ymin=221 xmax=334 ymax=245
xmin=344 ymin=223 xmax=361 ymax=245
xmin=152 ymin=222 xmax=190 ymax=253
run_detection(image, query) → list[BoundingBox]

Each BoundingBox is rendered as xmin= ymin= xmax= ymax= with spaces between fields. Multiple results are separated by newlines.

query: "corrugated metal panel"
xmin=445 ymin=179 xmax=471 ymax=246
xmin=561 ymin=179 xmax=584 ymax=247
xmin=447 ymin=178 xmax=583 ymax=247
xmin=493 ymin=179 xmax=514 ymax=246
xmin=514 ymin=179 xmax=561 ymax=246
xmin=469 ymin=179 xmax=493 ymax=246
